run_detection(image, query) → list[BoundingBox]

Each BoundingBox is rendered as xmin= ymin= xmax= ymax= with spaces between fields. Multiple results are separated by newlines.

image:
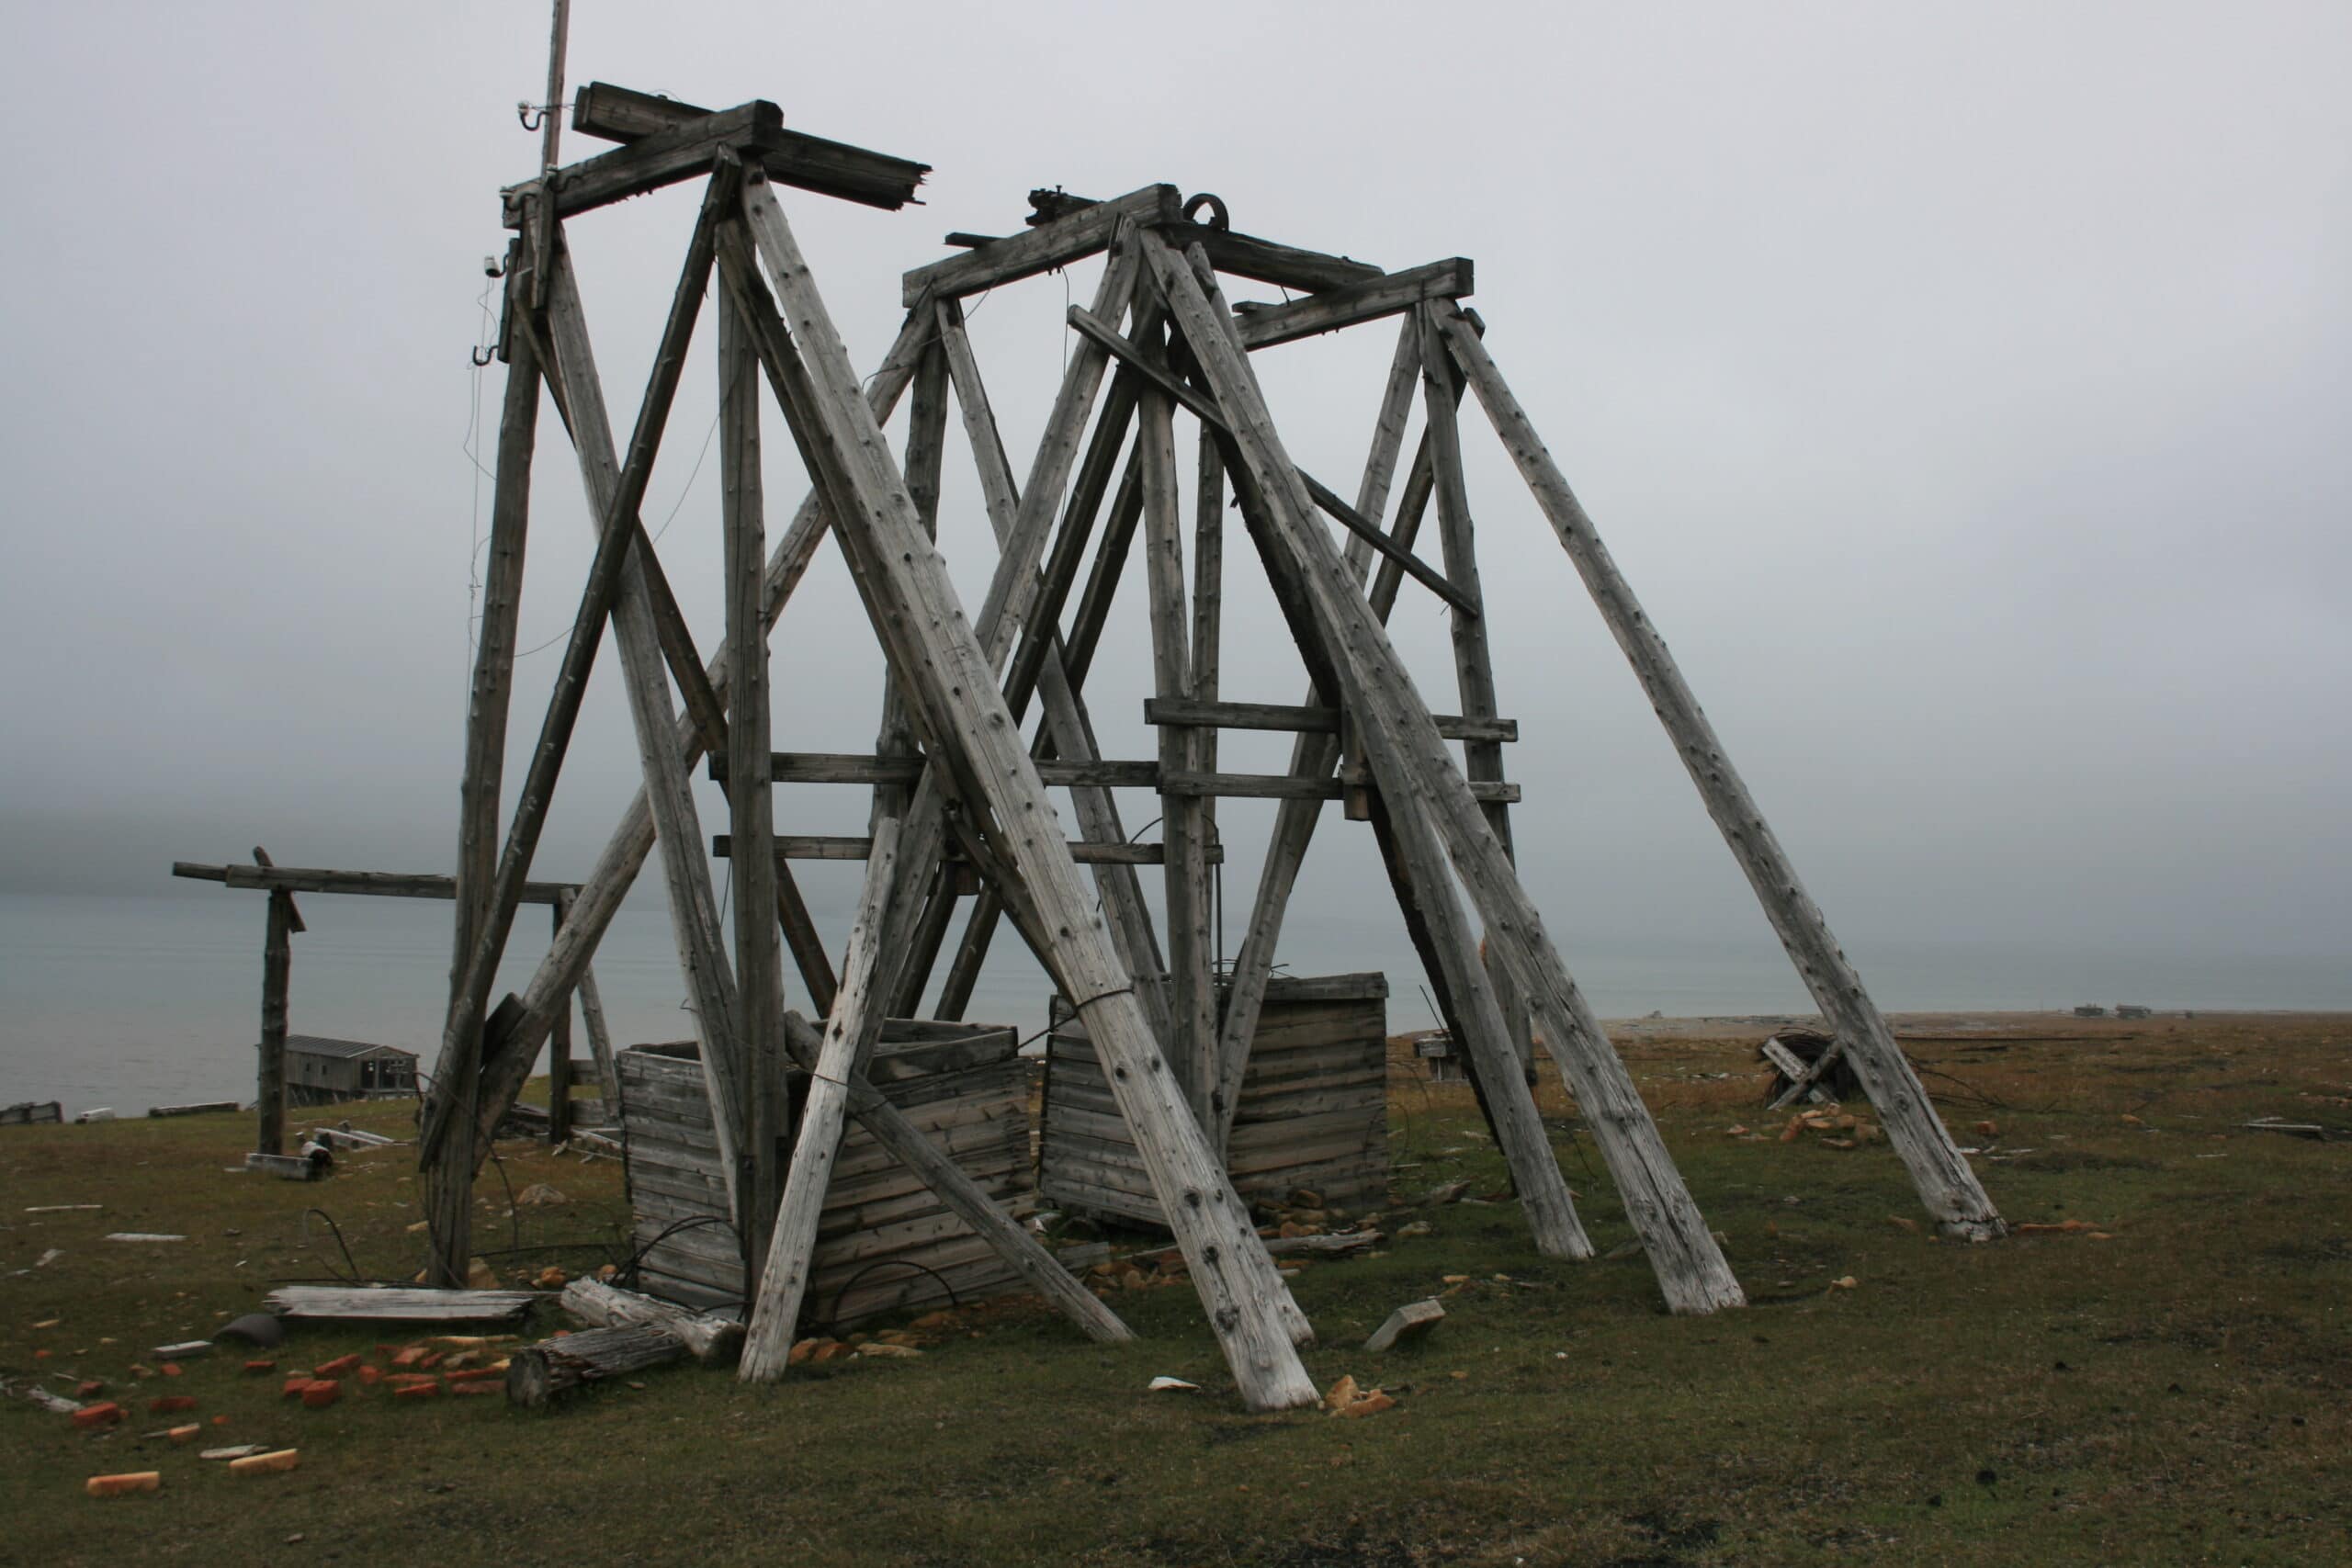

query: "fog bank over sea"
xmin=4 ymin=891 xmax=2344 ymax=1113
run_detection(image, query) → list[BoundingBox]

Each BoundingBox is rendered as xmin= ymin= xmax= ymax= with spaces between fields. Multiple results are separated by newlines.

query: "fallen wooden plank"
xmin=244 ymin=1151 xmax=325 ymax=1181
xmin=147 ymin=1101 xmax=242 ymax=1119
xmin=266 ymin=1286 xmax=537 ymax=1325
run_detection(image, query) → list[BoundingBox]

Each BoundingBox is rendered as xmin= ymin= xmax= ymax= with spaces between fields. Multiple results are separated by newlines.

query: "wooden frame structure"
xmin=418 ymin=82 xmax=2002 ymax=1413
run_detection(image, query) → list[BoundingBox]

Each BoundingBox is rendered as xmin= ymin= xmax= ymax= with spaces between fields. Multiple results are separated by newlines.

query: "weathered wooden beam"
xmin=719 ymin=290 xmax=782 ymax=1272
xmin=547 ymin=899 xmax=575 ymax=1145
xmin=1236 ymin=258 xmax=1476 ymax=349
xmin=174 ymin=863 xmax=578 ymax=904
xmin=1023 ymin=187 xmax=1383 ymax=294
xmin=452 ymin=252 xmax=538 ymax=1011
xmin=1213 ymin=314 xmax=1426 ymax=1142
xmin=1143 ymin=698 xmax=1514 ymax=743
xmin=1137 ymin=319 xmax=1217 ymax=1125
xmin=733 ymin=177 xmax=1315 ymax=1408
xmin=508 ymin=1324 xmax=684 ymax=1408
xmin=560 ymin=1277 xmax=741 ymax=1365
xmin=713 ymin=834 xmax=1210 ymax=867
xmin=1165 ymin=772 xmax=1518 ymax=804
xmin=573 ymin=958 xmax=620 ymax=1109
xmin=1153 ymin=232 xmax=1744 ymax=1314
xmin=522 ymin=91 xmax=929 ymax=221
xmin=256 ymin=887 xmax=293 ymax=1158
xmin=741 ymin=819 xmax=901 ymax=1378
xmin=902 ymin=185 xmax=1179 ymax=306
xmin=1437 ymin=309 xmax=2005 ymax=1241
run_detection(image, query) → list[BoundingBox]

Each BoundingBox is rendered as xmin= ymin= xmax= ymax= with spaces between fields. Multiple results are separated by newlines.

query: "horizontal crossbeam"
xmin=1144 ymin=697 xmax=1516 ymax=743
xmin=173 ymin=862 xmax=576 ymax=905
xmin=707 ymin=751 xmax=1521 ymax=800
xmin=711 ymin=835 xmax=1215 ymax=867
xmin=1235 ymin=259 xmax=1476 ymax=349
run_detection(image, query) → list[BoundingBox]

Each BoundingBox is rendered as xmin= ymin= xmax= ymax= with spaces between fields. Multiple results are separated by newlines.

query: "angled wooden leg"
xmin=1437 ymin=310 xmax=2004 ymax=1241
xmin=729 ymin=181 xmax=1316 ymax=1409
xmin=1151 ymin=232 xmax=1742 ymax=1314
xmin=1213 ymin=314 xmax=1423 ymax=1140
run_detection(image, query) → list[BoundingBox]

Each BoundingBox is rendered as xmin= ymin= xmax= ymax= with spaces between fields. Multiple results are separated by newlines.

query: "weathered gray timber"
xmin=1150 ymin=233 xmax=1743 ymax=1313
xmin=1139 ymin=334 xmax=1217 ymax=1125
xmin=1363 ymin=1298 xmax=1444 ymax=1353
xmin=1235 ymin=259 xmax=1476 ymax=349
xmin=903 ymin=185 xmax=1181 ymax=305
xmin=740 ymin=818 xmax=902 ymax=1381
xmin=573 ymin=961 xmax=621 ymax=1108
xmin=719 ymin=292 xmax=783 ymax=1274
xmin=1435 ymin=311 xmax=2004 ymax=1241
xmin=560 ymin=1277 xmax=741 ymax=1365
xmin=266 ymin=1286 xmax=537 ymax=1324
xmin=567 ymin=82 xmax=929 ymax=211
xmin=713 ymin=834 xmax=1211 ymax=866
xmin=257 ymin=886 xmax=293 ymax=1158
xmin=1213 ymin=316 xmax=1424 ymax=1139
xmin=173 ymin=863 xmax=577 ymax=904
xmin=730 ymin=186 xmax=1312 ymax=1408
xmin=547 ymin=900 xmax=574 ymax=1145
xmin=1143 ymin=699 xmax=1515 ymax=744
xmin=1043 ymin=974 xmax=1389 ymax=1226
xmin=508 ymin=1324 xmax=684 ymax=1408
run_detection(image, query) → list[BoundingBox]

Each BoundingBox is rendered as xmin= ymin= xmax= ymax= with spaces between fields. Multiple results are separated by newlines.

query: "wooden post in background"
xmin=547 ymin=896 xmax=575 ymax=1144
xmin=257 ymin=889 xmax=294 ymax=1156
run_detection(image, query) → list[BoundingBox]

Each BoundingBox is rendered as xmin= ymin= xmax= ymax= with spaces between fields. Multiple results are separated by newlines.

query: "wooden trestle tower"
xmin=420 ymin=83 xmax=2004 ymax=1412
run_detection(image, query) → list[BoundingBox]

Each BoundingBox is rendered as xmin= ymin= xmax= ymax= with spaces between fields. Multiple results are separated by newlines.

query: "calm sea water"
xmin=2 ymin=891 xmax=2344 ymax=1112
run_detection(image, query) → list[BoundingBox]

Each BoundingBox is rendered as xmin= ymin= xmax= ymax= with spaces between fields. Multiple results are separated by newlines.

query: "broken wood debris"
xmin=266 ymin=1286 xmax=538 ymax=1325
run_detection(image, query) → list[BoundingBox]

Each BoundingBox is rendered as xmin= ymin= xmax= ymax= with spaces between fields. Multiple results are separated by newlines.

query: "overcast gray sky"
xmin=3 ymin=2 xmax=2346 ymax=988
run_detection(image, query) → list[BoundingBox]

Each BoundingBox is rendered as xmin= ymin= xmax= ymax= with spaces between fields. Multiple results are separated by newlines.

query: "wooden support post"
xmin=547 ymin=898 xmax=574 ymax=1145
xmin=1417 ymin=303 xmax=1536 ymax=1084
xmin=1436 ymin=310 xmax=2005 ymax=1240
xmin=1213 ymin=315 xmax=1423 ymax=1140
xmin=574 ymin=960 xmax=620 ymax=1109
xmin=473 ymin=305 xmax=941 ymax=1133
xmin=423 ymin=171 xmax=739 ymax=1286
xmin=1151 ymin=234 xmax=1743 ymax=1313
xmin=739 ymin=818 xmax=901 ymax=1378
xmin=933 ymin=886 xmax=1000 ymax=1021
xmin=879 ymin=339 xmax=951 ymax=1020
xmin=257 ymin=887 xmax=293 ymax=1158
xmin=1137 ymin=321 xmax=1216 ymax=1125
xmin=720 ymin=291 xmax=783 ymax=1274
xmin=1363 ymin=793 xmax=1589 ymax=1258
xmin=534 ymin=207 xmax=750 ymax=1213
xmin=729 ymin=180 xmax=1316 ymax=1408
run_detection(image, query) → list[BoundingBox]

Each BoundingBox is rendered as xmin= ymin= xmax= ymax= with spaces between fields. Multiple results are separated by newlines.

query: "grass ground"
xmin=4 ymin=1012 xmax=2347 ymax=1565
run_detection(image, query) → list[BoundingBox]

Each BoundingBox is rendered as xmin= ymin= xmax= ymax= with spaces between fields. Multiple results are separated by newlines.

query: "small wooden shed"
xmin=282 ymin=1035 xmax=418 ymax=1107
xmin=1040 ymin=972 xmax=1390 ymax=1225
xmin=616 ymin=1021 xmax=1034 ymax=1326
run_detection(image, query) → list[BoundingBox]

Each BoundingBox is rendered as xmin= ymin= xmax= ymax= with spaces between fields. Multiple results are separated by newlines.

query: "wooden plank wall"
xmin=1041 ymin=974 xmax=1388 ymax=1224
xmin=617 ymin=1023 xmax=1033 ymax=1328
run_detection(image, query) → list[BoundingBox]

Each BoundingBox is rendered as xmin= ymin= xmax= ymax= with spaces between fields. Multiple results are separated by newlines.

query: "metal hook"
xmin=516 ymin=100 xmax=545 ymax=133
xmin=471 ymin=344 xmax=497 ymax=367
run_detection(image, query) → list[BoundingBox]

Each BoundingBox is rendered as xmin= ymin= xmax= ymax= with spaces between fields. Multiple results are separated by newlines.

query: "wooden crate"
xmin=616 ymin=1021 xmax=1032 ymax=1328
xmin=1040 ymin=973 xmax=1388 ymax=1225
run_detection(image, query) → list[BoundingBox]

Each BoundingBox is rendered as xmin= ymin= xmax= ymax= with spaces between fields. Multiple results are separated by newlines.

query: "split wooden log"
xmin=729 ymin=184 xmax=1312 ymax=1407
xmin=560 ymin=1277 xmax=741 ymax=1365
xmin=1435 ymin=310 xmax=2004 ymax=1242
xmin=1151 ymin=232 xmax=1742 ymax=1314
xmin=507 ymin=1324 xmax=684 ymax=1409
